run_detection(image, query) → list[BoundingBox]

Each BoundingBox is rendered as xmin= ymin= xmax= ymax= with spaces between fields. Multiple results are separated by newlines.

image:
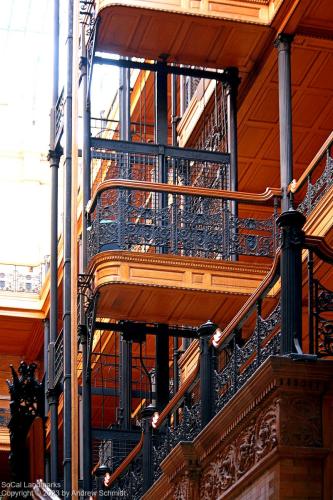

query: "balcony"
xmin=90 ymin=0 xmax=286 ymax=72
xmin=102 ymin=224 xmax=333 ymax=498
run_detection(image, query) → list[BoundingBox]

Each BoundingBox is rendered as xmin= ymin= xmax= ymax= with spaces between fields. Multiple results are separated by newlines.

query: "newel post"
xmin=198 ymin=320 xmax=216 ymax=429
xmin=142 ymin=405 xmax=156 ymax=493
xmin=277 ymin=209 xmax=306 ymax=354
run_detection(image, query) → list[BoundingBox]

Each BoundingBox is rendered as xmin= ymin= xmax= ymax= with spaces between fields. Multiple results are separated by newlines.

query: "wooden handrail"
xmin=304 ymin=235 xmax=333 ymax=264
xmin=88 ymin=179 xmax=281 ymax=213
xmin=214 ymin=251 xmax=281 ymax=350
xmin=290 ymin=131 xmax=333 ymax=193
xmin=154 ymin=362 xmax=200 ymax=429
xmin=108 ymin=432 xmax=144 ymax=486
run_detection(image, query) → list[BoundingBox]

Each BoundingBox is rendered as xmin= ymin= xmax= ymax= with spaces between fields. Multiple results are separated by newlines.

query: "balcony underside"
xmin=89 ymin=251 xmax=272 ymax=324
xmin=96 ymin=3 xmax=272 ymax=70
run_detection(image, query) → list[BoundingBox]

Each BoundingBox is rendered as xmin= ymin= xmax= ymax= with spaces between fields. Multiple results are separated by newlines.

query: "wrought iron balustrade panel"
xmin=54 ymin=331 xmax=64 ymax=386
xmin=0 ymin=408 xmax=10 ymax=427
xmin=215 ymin=302 xmax=281 ymax=412
xmin=153 ymin=401 xmax=201 ymax=481
xmin=229 ymin=215 xmax=277 ymax=258
xmin=88 ymin=188 xmax=277 ymax=261
xmin=314 ymin=280 xmax=333 ymax=356
xmin=109 ymin=452 xmax=144 ymax=500
xmin=0 ymin=264 xmax=43 ymax=294
xmin=297 ymin=150 xmax=333 ymax=216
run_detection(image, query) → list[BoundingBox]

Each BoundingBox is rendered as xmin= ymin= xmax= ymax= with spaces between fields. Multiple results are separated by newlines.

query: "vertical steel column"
xmin=155 ymin=64 xmax=170 ymax=412
xmin=171 ymin=73 xmax=178 ymax=147
xmin=155 ymin=328 xmax=169 ymax=412
xmin=120 ymin=336 xmax=132 ymax=429
xmin=43 ymin=318 xmax=50 ymax=481
xmin=47 ymin=0 xmax=60 ymax=484
xmin=63 ymin=0 xmax=74 ymax=493
xmin=225 ymin=67 xmax=240 ymax=261
xmin=308 ymin=250 xmax=314 ymax=354
xmin=118 ymin=63 xmax=132 ymax=430
xmin=142 ymin=405 xmax=155 ymax=493
xmin=198 ymin=321 xmax=215 ymax=428
xmin=119 ymin=63 xmax=131 ymax=142
xmin=80 ymin=23 xmax=93 ymax=493
xmin=43 ymin=319 xmax=50 ymax=415
xmin=277 ymin=209 xmax=306 ymax=354
xmin=275 ymin=34 xmax=294 ymax=212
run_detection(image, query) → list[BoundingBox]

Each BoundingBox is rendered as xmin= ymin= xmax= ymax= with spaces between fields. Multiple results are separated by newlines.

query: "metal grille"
xmin=54 ymin=330 xmax=63 ymax=386
xmin=88 ymin=187 xmax=278 ymax=260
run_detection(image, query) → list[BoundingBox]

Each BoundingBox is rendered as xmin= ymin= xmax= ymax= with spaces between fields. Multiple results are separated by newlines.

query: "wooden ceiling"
xmin=96 ymin=0 xmax=333 ymax=196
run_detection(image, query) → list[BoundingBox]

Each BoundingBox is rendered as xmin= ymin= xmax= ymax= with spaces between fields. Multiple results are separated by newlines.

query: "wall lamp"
xmin=197 ymin=319 xmax=223 ymax=348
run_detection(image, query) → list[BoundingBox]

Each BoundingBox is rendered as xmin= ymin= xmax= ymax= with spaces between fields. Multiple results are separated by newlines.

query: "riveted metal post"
xmin=277 ymin=209 xmax=306 ymax=354
xmin=275 ymin=34 xmax=294 ymax=212
xmin=63 ymin=0 xmax=74 ymax=492
xmin=198 ymin=320 xmax=216 ymax=428
xmin=119 ymin=335 xmax=132 ymax=430
xmin=142 ymin=405 xmax=156 ymax=493
xmin=155 ymin=328 xmax=169 ymax=412
xmin=225 ymin=67 xmax=240 ymax=261
xmin=80 ymin=22 xmax=93 ymax=493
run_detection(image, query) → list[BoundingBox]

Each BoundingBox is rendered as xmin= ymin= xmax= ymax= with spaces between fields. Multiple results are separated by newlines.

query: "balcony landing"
xmin=89 ymin=251 xmax=272 ymax=324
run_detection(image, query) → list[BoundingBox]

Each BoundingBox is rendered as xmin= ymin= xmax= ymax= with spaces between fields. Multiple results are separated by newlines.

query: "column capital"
xmin=224 ymin=66 xmax=240 ymax=93
xmin=47 ymin=145 xmax=63 ymax=163
xmin=274 ymin=33 xmax=294 ymax=51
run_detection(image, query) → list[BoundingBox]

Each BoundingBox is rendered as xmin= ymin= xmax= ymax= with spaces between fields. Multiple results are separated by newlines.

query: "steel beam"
xmin=94 ymin=55 xmax=228 ymax=83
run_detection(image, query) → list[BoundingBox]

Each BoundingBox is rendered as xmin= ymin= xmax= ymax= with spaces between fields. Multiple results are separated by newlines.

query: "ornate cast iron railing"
xmin=0 ymin=263 xmax=46 ymax=294
xmin=105 ymin=252 xmax=282 ymax=495
xmin=54 ymin=87 xmax=65 ymax=149
xmin=87 ymin=183 xmax=279 ymax=261
xmin=292 ymin=132 xmax=333 ymax=217
xmin=90 ymin=138 xmax=230 ymax=191
xmin=306 ymin=236 xmax=333 ymax=357
xmin=54 ymin=330 xmax=64 ymax=387
xmin=0 ymin=407 xmax=10 ymax=427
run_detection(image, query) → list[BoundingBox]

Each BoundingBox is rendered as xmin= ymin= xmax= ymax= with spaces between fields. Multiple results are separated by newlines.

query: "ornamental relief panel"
xmin=174 ymin=476 xmax=190 ymax=500
xmin=279 ymin=395 xmax=322 ymax=447
xmin=200 ymin=400 xmax=278 ymax=499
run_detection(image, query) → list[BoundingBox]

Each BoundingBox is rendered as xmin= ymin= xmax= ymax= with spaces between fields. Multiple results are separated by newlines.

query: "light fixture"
xmin=152 ymin=411 xmax=159 ymax=428
xmin=197 ymin=320 xmax=223 ymax=348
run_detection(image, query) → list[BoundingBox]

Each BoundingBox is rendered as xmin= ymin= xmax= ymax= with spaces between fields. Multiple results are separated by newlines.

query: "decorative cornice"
xmin=89 ymin=250 xmax=271 ymax=275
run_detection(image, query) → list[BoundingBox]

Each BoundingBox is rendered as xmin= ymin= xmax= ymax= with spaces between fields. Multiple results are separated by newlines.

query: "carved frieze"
xmin=200 ymin=400 xmax=278 ymax=498
xmin=279 ymin=395 xmax=322 ymax=447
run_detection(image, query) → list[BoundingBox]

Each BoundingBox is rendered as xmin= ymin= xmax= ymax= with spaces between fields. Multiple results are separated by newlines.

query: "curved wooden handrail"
xmin=304 ymin=235 xmax=333 ymax=264
xmin=108 ymin=432 xmax=144 ymax=486
xmin=290 ymin=131 xmax=333 ymax=193
xmin=154 ymin=362 xmax=200 ymax=430
xmin=214 ymin=250 xmax=281 ymax=350
xmin=88 ymin=179 xmax=281 ymax=213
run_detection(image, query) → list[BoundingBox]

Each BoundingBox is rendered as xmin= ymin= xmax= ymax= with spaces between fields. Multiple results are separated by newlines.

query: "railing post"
xmin=119 ymin=334 xmax=132 ymax=430
xmin=225 ymin=67 xmax=240 ymax=261
xmin=275 ymin=33 xmax=294 ymax=212
xmin=277 ymin=209 xmax=306 ymax=354
xmin=198 ymin=320 xmax=216 ymax=429
xmin=142 ymin=405 xmax=156 ymax=493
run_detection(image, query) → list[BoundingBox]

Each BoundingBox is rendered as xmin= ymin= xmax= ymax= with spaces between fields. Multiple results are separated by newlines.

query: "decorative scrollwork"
xmin=297 ymin=151 xmax=333 ymax=216
xmin=215 ymin=302 xmax=281 ymax=412
xmin=109 ymin=452 xmax=144 ymax=500
xmin=200 ymin=401 xmax=278 ymax=498
xmin=88 ymin=187 xmax=277 ymax=261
